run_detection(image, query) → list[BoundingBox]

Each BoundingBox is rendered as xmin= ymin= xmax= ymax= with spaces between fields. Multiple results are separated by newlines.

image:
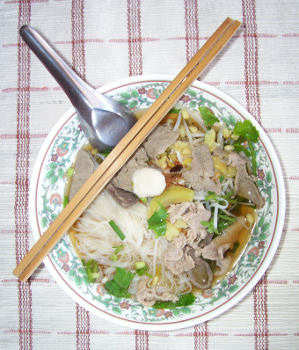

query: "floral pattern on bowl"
xmin=30 ymin=76 xmax=285 ymax=330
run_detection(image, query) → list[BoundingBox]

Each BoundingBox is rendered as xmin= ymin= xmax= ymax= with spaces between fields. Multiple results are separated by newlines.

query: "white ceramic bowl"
xmin=29 ymin=75 xmax=286 ymax=331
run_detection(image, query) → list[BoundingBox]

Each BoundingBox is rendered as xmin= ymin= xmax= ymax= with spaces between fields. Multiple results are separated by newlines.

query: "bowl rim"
xmin=29 ymin=74 xmax=286 ymax=331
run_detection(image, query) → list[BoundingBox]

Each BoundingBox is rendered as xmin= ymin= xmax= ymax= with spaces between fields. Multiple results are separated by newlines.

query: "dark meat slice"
xmin=112 ymin=146 xmax=148 ymax=192
xmin=229 ymin=152 xmax=265 ymax=208
xmin=106 ymin=183 xmax=138 ymax=208
xmin=188 ymin=257 xmax=213 ymax=290
xmin=143 ymin=125 xmax=179 ymax=158
xmin=69 ymin=149 xmax=96 ymax=200
xmin=234 ymin=165 xmax=265 ymax=208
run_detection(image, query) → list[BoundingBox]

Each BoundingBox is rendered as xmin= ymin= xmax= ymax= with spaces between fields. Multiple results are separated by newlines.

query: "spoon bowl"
xmin=20 ymin=25 xmax=136 ymax=151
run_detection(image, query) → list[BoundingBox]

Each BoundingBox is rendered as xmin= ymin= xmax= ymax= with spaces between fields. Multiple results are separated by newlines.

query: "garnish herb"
xmin=233 ymin=120 xmax=259 ymax=143
xmin=199 ymin=106 xmax=219 ymax=128
xmin=168 ymin=107 xmax=180 ymax=114
xmin=232 ymin=120 xmax=259 ymax=176
xmin=109 ymin=245 xmax=124 ymax=262
xmin=134 ymin=261 xmax=149 ymax=276
xmin=232 ymin=143 xmax=251 ymax=157
xmin=113 ymin=245 xmax=124 ymax=254
xmin=82 ymin=259 xmax=101 ymax=283
xmin=104 ymin=267 xmax=135 ymax=298
xmin=147 ymin=204 xmax=168 ymax=237
xmin=201 ymin=211 xmax=236 ymax=235
xmin=202 ymin=191 xmax=237 ymax=235
xmin=153 ymin=293 xmax=196 ymax=309
xmin=204 ymin=191 xmax=218 ymax=201
xmin=99 ymin=147 xmax=112 ymax=158
xmin=139 ymin=197 xmax=148 ymax=204
xmin=248 ymin=141 xmax=257 ymax=176
xmin=109 ymin=220 xmax=125 ymax=240
xmin=219 ymin=175 xmax=225 ymax=183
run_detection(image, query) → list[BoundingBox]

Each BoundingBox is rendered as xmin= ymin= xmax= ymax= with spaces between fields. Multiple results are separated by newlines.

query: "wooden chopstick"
xmin=14 ymin=18 xmax=241 ymax=281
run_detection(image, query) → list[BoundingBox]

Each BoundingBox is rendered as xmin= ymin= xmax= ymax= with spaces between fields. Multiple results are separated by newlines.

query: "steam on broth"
xmin=65 ymin=105 xmax=264 ymax=308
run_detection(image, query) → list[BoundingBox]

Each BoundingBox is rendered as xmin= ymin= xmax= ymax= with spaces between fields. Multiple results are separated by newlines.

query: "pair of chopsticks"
xmin=13 ymin=17 xmax=241 ymax=282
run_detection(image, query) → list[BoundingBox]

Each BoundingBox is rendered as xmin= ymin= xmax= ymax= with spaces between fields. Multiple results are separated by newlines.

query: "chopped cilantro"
xmin=99 ymin=147 xmax=112 ymax=158
xmin=233 ymin=120 xmax=259 ymax=143
xmin=82 ymin=259 xmax=100 ymax=283
xmin=168 ymin=107 xmax=180 ymax=114
xmin=139 ymin=197 xmax=148 ymax=204
xmin=153 ymin=293 xmax=196 ymax=309
xmin=248 ymin=141 xmax=257 ymax=176
xmin=109 ymin=245 xmax=124 ymax=261
xmin=204 ymin=191 xmax=218 ymax=201
xmin=109 ymin=220 xmax=125 ymax=240
xmin=232 ymin=143 xmax=251 ymax=157
xmin=231 ymin=120 xmax=259 ymax=176
xmin=199 ymin=106 xmax=219 ymax=128
xmin=135 ymin=262 xmax=149 ymax=276
xmin=112 ymin=245 xmax=124 ymax=254
xmin=204 ymin=191 xmax=229 ymax=206
xmin=219 ymin=175 xmax=225 ymax=183
xmin=104 ymin=267 xmax=134 ymax=298
xmin=201 ymin=209 xmax=236 ymax=235
xmin=147 ymin=204 xmax=168 ymax=237
xmin=109 ymin=254 xmax=118 ymax=262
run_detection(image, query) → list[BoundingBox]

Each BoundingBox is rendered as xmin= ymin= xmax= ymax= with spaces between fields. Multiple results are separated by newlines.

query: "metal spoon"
xmin=20 ymin=25 xmax=136 ymax=151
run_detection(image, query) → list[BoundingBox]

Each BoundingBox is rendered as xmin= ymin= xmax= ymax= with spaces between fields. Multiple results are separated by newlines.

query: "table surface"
xmin=1 ymin=1 xmax=298 ymax=349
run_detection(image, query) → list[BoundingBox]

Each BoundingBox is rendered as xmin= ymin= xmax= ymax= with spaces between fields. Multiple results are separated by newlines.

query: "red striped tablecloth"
xmin=1 ymin=1 xmax=298 ymax=349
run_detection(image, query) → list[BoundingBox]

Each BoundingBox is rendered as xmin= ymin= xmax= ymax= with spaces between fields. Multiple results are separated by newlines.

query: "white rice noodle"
xmin=221 ymin=179 xmax=234 ymax=195
xmin=217 ymin=128 xmax=223 ymax=145
xmin=175 ymin=150 xmax=183 ymax=164
xmin=191 ymin=133 xmax=205 ymax=138
xmin=221 ymin=180 xmax=230 ymax=194
xmin=183 ymin=119 xmax=193 ymax=143
xmin=213 ymin=205 xmax=219 ymax=230
xmin=74 ymin=190 xmax=153 ymax=268
xmin=215 ymin=198 xmax=229 ymax=210
xmin=173 ymin=111 xmax=182 ymax=131
xmin=97 ymin=153 xmax=105 ymax=160
xmin=128 ymin=275 xmax=141 ymax=294
xmin=189 ymin=109 xmax=207 ymax=131
xmin=153 ymin=237 xmax=160 ymax=277
xmin=194 ymin=190 xmax=207 ymax=201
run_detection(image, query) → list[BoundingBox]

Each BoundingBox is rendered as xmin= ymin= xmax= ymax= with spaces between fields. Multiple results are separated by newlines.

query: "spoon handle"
xmin=19 ymin=25 xmax=99 ymax=116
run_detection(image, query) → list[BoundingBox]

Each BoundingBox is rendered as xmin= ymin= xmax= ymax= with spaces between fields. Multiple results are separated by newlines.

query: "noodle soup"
xmin=66 ymin=106 xmax=264 ymax=308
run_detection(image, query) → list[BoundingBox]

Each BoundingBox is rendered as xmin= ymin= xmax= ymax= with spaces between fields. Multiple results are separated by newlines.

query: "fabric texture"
xmin=0 ymin=0 xmax=298 ymax=349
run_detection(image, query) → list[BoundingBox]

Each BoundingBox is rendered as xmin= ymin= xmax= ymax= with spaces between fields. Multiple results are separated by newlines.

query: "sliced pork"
xmin=136 ymin=277 xmax=178 ymax=307
xmin=112 ymin=146 xmax=148 ymax=192
xmin=183 ymin=143 xmax=221 ymax=193
xmin=69 ymin=149 xmax=96 ymax=200
xmin=168 ymin=202 xmax=211 ymax=240
xmin=143 ymin=125 xmax=179 ymax=158
xmin=164 ymin=235 xmax=195 ymax=275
